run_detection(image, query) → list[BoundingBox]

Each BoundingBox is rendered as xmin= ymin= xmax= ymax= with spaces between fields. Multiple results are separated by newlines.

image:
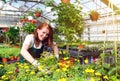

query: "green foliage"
xmin=0 ymin=47 xmax=20 ymax=58
xmin=49 ymin=1 xmax=84 ymax=42
xmin=0 ymin=65 xmax=6 ymax=77
xmin=89 ymin=10 xmax=99 ymax=15
xmin=34 ymin=8 xmax=42 ymax=13
xmin=22 ymin=22 xmax=37 ymax=34
xmin=4 ymin=26 xmax=20 ymax=44
xmin=26 ymin=11 xmax=34 ymax=17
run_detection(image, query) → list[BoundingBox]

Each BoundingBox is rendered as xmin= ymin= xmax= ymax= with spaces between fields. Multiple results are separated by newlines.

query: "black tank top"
xmin=28 ymin=45 xmax=44 ymax=58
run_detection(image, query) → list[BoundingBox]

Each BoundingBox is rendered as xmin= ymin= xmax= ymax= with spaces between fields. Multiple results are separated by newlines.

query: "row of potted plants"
xmin=0 ymin=47 xmax=20 ymax=62
xmin=0 ymin=50 xmax=119 ymax=81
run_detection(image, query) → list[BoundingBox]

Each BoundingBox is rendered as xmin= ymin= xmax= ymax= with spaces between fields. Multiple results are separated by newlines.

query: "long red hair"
xmin=33 ymin=22 xmax=53 ymax=47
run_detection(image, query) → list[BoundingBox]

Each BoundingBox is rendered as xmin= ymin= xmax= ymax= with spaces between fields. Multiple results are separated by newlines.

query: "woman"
xmin=20 ymin=22 xmax=59 ymax=67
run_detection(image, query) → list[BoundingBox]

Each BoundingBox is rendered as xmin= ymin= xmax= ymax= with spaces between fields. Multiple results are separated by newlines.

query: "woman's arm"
xmin=20 ymin=44 xmax=35 ymax=64
xmin=49 ymin=44 xmax=59 ymax=58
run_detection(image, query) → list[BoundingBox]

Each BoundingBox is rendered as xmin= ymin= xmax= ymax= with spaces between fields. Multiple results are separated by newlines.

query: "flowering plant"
xmin=22 ymin=21 xmax=37 ymax=34
xmin=0 ymin=49 xmax=120 ymax=81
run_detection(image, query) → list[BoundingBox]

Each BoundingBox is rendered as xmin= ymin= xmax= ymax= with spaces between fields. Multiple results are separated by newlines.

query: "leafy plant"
xmin=34 ymin=8 xmax=42 ymax=13
xmin=48 ymin=1 xmax=84 ymax=42
xmin=4 ymin=26 xmax=20 ymax=44
xmin=0 ymin=47 xmax=20 ymax=58
xmin=22 ymin=22 xmax=37 ymax=34
xmin=0 ymin=64 xmax=6 ymax=77
xmin=34 ymin=8 xmax=43 ymax=18
xmin=0 ymin=47 xmax=11 ymax=58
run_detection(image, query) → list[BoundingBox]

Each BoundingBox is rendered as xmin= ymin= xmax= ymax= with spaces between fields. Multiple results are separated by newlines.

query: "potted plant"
xmin=22 ymin=22 xmax=37 ymax=34
xmin=61 ymin=0 xmax=70 ymax=4
xmin=102 ymin=30 xmax=105 ymax=34
xmin=46 ymin=1 xmax=84 ymax=54
xmin=89 ymin=10 xmax=100 ymax=21
xmin=4 ymin=26 xmax=20 ymax=45
xmin=49 ymin=1 xmax=84 ymax=42
xmin=20 ymin=15 xmax=28 ymax=23
xmin=34 ymin=8 xmax=42 ymax=18
xmin=0 ymin=48 xmax=11 ymax=62
xmin=8 ymin=47 xmax=20 ymax=61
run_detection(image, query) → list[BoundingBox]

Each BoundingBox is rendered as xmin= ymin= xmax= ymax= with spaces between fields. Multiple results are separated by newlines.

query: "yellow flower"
xmin=24 ymin=63 xmax=28 ymax=66
xmin=58 ymin=78 xmax=66 ymax=81
xmin=62 ymin=67 xmax=67 ymax=71
xmin=56 ymin=69 xmax=60 ymax=72
xmin=7 ymin=71 xmax=13 ymax=74
xmin=77 ymin=59 xmax=79 ymax=62
xmin=0 ymin=64 xmax=3 ymax=67
xmin=66 ymin=61 xmax=70 ymax=64
xmin=103 ymin=75 xmax=109 ymax=80
xmin=18 ymin=64 xmax=24 ymax=68
xmin=84 ymin=59 xmax=88 ymax=64
xmin=63 ymin=50 xmax=67 ymax=54
xmin=26 ymin=69 xmax=30 ymax=72
xmin=90 ymin=78 xmax=95 ymax=81
xmin=30 ymin=71 xmax=35 ymax=75
xmin=65 ymin=65 xmax=69 ymax=68
xmin=1 ymin=75 xmax=8 ymax=80
xmin=50 ymin=55 xmax=54 ymax=59
xmin=58 ymin=63 xmax=62 ymax=65
xmin=95 ymin=72 xmax=101 ymax=76
xmin=24 ymin=66 xmax=29 ymax=69
xmin=38 ymin=65 xmax=44 ymax=71
xmin=59 ymin=51 xmax=62 ymax=54
xmin=85 ymin=68 xmax=94 ymax=73
xmin=63 ymin=57 xmax=69 ymax=60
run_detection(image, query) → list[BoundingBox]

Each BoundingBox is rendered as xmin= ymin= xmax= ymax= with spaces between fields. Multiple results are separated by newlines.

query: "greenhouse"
xmin=0 ymin=0 xmax=120 ymax=81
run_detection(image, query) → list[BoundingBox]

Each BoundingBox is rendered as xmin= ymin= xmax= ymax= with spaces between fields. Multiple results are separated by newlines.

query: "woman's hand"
xmin=55 ymin=54 xmax=59 ymax=60
xmin=32 ymin=60 xmax=40 ymax=67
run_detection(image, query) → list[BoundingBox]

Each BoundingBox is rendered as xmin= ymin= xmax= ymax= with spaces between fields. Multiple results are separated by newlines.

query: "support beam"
xmin=100 ymin=0 xmax=119 ymax=11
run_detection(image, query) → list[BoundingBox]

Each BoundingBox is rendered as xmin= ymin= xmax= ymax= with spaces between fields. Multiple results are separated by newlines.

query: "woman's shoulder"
xmin=23 ymin=34 xmax=34 ymax=46
xmin=26 ymin=34 xmax=34 ymax=38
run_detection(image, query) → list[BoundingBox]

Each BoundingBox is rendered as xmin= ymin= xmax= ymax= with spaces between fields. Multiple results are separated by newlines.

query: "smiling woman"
xmin=20 ymin=22 xmax=59 ymax=68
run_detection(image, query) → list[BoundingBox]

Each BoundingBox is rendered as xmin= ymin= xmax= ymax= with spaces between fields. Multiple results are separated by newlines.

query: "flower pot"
xmin=61 ymin=0 xmax=70 ymax=3
xmin=78 ymin=45 xmax=84 ymax=49
xmin=6 ymin=44 xmax=11 ymax=47
xmin=90 ymin=14 xmax=99 ymax=21
xmin=29 ymin=19 xmax=37 ymax=24
xmin=14 ymin=45 xmax=19 ymax=48
xmin=20 ymin=18 xmax=28 ymax=23
xmin=10 ymin=56 xmax=15 ymax=61
xmin=89 ymin=11 xmax=99 ymax=21
xmin=102 ymin=30 xmax=105 ymax=34
xmin=35 ymin=12 xmax=41 ymax=18
xmin=15 ymin=56 xmax=20 ymax=61
xmin=2 ymin=58 xmax=8 ymax=63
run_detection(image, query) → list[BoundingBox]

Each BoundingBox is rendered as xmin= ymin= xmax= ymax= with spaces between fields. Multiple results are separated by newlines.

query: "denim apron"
xmin=20 ymin=44 xmax=44 ymax=63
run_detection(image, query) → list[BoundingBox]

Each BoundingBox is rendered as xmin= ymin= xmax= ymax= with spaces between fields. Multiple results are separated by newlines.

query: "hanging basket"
xmin=61 ymin=0 xmax=70 ymax=4
xmin=35 ymin=12 xmax=41 ymax=18
xmin=89 ymin=10 xmax=99 ymax=21
xmin=102 ymin=30 xmax=105 ymax=34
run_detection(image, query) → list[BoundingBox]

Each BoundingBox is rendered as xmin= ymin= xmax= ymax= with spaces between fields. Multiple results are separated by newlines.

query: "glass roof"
xmin=0 ymin=0 xmax=120 ymax=23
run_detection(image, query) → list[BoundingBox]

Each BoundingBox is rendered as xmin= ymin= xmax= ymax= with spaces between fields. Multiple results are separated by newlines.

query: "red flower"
xmin=29 ymin=19 xmax=37 ymax=24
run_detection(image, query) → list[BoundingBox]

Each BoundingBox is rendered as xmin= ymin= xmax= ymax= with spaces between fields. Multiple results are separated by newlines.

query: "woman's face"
xmin=37 ymin=27 xmax=49 ymax=41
